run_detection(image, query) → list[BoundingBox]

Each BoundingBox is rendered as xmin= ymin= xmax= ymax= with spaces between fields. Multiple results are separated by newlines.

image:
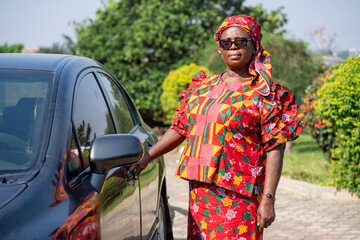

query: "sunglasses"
xmin=219 ymin=37 xmax=252 ymax=50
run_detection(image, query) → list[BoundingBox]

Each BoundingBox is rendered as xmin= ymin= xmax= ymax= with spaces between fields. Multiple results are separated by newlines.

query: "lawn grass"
xmin=282 ymin=128 xmax=333 ymax=185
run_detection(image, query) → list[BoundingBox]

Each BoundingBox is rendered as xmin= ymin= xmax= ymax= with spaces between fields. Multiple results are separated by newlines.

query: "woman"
xmin=130 ymin=15 xmax=305 ymax=239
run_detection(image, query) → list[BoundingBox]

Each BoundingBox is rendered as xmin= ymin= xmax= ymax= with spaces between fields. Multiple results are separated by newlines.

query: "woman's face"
xmin=220 ymin=27 xmax=254 ymax=72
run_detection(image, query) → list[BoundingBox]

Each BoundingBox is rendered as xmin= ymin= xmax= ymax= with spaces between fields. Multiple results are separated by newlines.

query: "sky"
xmin=0 ymin=0 xmax=359 ymax=53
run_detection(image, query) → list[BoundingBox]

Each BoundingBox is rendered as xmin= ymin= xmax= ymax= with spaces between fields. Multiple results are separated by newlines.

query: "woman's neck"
xmin=222 ymin=69 xmax=253 ymax=83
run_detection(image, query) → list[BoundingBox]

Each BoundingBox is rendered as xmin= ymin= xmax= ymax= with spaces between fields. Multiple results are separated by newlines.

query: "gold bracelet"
xmin=263 ymin=193 xmax=276 ymax=201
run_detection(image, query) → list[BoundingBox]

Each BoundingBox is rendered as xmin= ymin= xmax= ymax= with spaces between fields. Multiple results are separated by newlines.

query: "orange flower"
xmin=237 ymin=225 xmax=248 ymax=235
xmin=222 ymin=197 xmax=233 ymax=207
xmin=210 ymin=230 xmax=216 ymax=239
xmin=326 ymin=123 xmax=331 ymax=128
xmin=233 ymin=175 xmax=243 ymax=186
xmin=304 ymin=98 xmax=309 ymax=103
xmin=200 ymin=220 xmax=208 ymax=229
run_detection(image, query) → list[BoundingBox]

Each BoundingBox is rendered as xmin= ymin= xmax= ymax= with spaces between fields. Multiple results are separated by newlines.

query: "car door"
xmin=71 ymin=71 xmax=142 ymax=239
xmin=95 ymin=71 xmax=160 ymax=239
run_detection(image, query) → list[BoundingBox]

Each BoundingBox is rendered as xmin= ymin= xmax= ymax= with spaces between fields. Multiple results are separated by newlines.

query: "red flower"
xmin=315 ymin=120 xmax=323 ymax=128
xmin=326 ymin=123 xmax=331 ymax=128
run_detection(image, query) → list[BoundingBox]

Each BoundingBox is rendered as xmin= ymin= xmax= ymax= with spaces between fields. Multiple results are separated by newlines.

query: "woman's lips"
xmin=228 ymin=54 xmax=241 ymax=60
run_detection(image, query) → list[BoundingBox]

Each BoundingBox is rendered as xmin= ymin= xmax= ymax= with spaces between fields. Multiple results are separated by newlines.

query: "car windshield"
xmin=0 ymin=70 xmax=53 ymax=176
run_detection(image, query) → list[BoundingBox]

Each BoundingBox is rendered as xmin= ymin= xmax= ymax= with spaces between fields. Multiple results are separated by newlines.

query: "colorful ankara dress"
xmin=171 ymin=71 xmax=305 ymax=240
xmin=170 ymin=14 xmax=306 ymax=240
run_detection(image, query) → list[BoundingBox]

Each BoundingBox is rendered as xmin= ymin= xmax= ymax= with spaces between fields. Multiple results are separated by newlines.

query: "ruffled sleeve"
xmin=171 ymin=71 xmax=208 ymax=136
xmin=260 ymin=82 xmax=306 ymax=151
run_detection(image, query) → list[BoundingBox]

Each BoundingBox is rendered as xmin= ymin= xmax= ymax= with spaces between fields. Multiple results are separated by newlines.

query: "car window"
xmin=72 ymin=73 xmax=115 ymax=170
xmin=0 ymin=70 xmax=52 ymax=173
xmin=67 ymin=131 xmax=83 ymax=180
xmin=97 ymin=72 xmax=134 ymax=133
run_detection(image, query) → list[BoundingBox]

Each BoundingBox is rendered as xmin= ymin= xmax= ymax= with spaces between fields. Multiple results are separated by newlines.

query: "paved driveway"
xmin=165 ymin=150 xmax=360 ymax=240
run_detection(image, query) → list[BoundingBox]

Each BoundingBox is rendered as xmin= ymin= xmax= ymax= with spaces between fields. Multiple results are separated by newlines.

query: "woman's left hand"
xmin=257 ymin=196 xmax=276 ymax=231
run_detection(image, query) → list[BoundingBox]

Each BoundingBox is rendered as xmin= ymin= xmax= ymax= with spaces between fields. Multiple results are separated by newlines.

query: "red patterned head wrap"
xmin=214 ymin=15 xmax=272 ymax=96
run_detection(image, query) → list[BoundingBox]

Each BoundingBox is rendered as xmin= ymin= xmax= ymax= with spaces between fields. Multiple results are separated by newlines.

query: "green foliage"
xmin=315 ymin=56 xmax=360 ymax=196
xmin=38 ymin=35 xmax=77 ymax=55
xmin=0 ymin=43 xmax=23 ymax=53
xmin=302 ymin=70 xmax=337 ymax=161
xmin=75 ymin=0 xmax=249 ymax=121
xmin=241 ymin=4 xmax=288 ymax=34
xmin=161 ymin=63 xmax=212 ymax=124
xmin=261 ymin=32 xmax=324 ymax=101
xmin=195 ymin=12 xmax=323 ymax=102
xmin=196 ymin=39 xmax=227 ymax=74
xmin=74 ymin=0 xmax=289 ymax=123
xmin=283 ymin=130 xmax=332 ymax=185
xmin=196 ymin=4 xmax=288 ymax=75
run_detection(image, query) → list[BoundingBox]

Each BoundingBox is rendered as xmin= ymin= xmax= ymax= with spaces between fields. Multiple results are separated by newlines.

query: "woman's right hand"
xmin=128 ymin=152 xmax=152 ymax=180
xmin=127 ymin=128 xmax=185 ymax=180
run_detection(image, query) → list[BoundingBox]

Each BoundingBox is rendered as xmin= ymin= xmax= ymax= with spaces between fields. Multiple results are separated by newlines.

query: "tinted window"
xmin=72 ymin=73 xmax=115 ymax=167
xmin=97 ymin=73 xmax=134 ymax=133
xmin=0 ymin=70 xmax=52 ymax=173
xmin=68 ymin=131 xmax=83 ymax=180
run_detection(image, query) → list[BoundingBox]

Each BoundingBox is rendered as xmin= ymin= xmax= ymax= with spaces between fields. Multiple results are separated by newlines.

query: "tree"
xmin=0 ymin=43 xmax=23 ymax=53
xmin=37 ymin=35 xmax=77 ymax=55
xmin=38 ymin=42 xmax=67 ymax=54
xmin=261 ymin=32 xmax=324 ymax=101
xmin=74 ymin=0 xmax=289 ymax=123
xmin=196 ymin=5 xmax=323 ymax=102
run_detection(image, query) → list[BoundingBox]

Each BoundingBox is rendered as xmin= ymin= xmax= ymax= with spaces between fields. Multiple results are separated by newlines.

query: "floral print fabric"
xmin=188 ymin=181 xmax=262 ymax=240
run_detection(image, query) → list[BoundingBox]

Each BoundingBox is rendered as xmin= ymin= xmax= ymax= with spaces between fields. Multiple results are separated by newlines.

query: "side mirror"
xmin=88 ymin=134 xmax=144 ymax=192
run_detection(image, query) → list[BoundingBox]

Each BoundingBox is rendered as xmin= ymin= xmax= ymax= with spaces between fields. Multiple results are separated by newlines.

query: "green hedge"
xmin=302 ymin=70 xmax=337 ymax=161
xmin=315 ymin=56 xmax=360 ymax=196
xmin=160 ymin=63 xmax=212 ymax=124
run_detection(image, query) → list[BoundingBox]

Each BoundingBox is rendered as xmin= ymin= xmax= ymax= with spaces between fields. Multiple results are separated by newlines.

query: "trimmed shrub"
xmin=315 ymin=56 xmax=360 ymax=196
xmin=302 ymin=70 xmax=337 ymax=161
xmin=161 ymin=63 xmax=212 ymax=125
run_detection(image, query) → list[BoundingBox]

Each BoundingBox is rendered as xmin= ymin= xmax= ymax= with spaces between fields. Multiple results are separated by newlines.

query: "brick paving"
xmin=164 ymin=150 xmax=360 ymax=240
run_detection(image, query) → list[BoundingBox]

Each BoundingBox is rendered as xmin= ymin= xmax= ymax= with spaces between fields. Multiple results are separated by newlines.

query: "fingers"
xmin=129 ymin=163 xmax=138 ymax=172
xmin=128 ymin=161 xmax=145 ymax=180
xmin=257 ymin=213 xmax=265 ymax=231
xmin=257 ymin=214 xmax=275 ymax=231
xmin=133 ymin=166 xmax=142 ymax=180
xmin=127 ymin=164 xmax=139 ymax=180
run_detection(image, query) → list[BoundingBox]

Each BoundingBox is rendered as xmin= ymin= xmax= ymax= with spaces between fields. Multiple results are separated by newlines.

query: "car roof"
xmin=0 ymin=53 xmax=98 ymax=72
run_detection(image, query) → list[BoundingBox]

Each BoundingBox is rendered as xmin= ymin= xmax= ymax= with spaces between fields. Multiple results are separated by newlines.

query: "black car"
xmin=0 ymin=53 xmax=173 ymax=240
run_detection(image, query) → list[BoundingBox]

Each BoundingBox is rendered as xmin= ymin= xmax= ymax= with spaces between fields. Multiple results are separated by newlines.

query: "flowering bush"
xmin=302 ymin=70 xmax=337 ymax=161
xmin=315 ymin=56 xmax=360 ymax=196
xmin=161 ymin=63 xmax=213 ymax=124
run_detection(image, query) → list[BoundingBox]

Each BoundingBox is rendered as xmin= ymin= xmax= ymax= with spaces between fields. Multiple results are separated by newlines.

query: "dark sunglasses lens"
xmin=234 ymin=39 xmax=248 ymax=48
xmin=220 ymin=40 xmax=232 ymax=50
